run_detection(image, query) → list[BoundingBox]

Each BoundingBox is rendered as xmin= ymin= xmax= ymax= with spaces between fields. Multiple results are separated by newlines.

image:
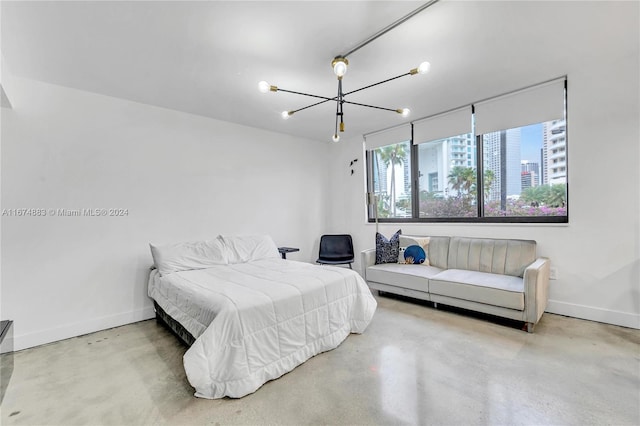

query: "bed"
xmin=148 ymin=235 xmax=377 ymax=399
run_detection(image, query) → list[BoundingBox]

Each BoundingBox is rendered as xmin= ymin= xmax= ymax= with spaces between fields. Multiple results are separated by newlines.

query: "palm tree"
xmin=483 ymin=169 xmax=495 ymax=199
xmin=448 ymin=166 xmax=475 ymax=197
xmin=521 ymin=184 xmax=566 ymax=207
xmin=377 ymin=143 xmax=408 ymax=216
xmin=548 ymin=184 xmax=567 ymax=207
xmin=468 ymin=169 xmax=495 ymax=200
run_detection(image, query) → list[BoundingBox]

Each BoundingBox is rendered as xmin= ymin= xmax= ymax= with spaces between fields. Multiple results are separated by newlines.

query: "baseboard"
xmin=546 ymin=300 xmax=640 ymax=329
xmin=12 ymin=306 xmax=156 ymax=352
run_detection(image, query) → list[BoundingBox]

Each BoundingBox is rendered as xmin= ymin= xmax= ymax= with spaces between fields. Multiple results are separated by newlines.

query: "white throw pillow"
xmin=399 ymin=235 xmax=431 ymax=266
xmin=219 ymin=234 xmax=280 ymax=263
xmin=150 ymin=238 xmax=228 ymax=276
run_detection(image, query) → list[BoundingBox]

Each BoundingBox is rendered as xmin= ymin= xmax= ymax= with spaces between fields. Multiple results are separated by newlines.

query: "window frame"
xmin=366 ymin=79 xmax=569 ymax=224
xmin=365 ymin=140 xmax=414 ymax=220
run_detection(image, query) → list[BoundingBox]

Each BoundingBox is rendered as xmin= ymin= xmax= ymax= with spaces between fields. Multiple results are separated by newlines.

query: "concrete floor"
xmin=1 ymin=294 xmax=639 ymax=426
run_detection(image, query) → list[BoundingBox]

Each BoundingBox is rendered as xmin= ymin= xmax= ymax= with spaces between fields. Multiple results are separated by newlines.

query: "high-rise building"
xmin=521 ymin=161 xmax=539 ymax=187
xmin=403 ymin=153 xmax=410 ymax=196
xmin=417 ymin=133 xmax=475 ymax=196
xmin=449 ymin=134 xmax=476 ymax=169
xmin=373 ymin=153 xmax=388 ymax=194
xmin=540 ymin=148 xmax=545 ymax=185
xmin=483 ymin=128 xmax=522 ymax=201
xmin=543 ymin=119 xmax=566 ymax=185
xmin=521 ymin=171 xmax=538 ymax=191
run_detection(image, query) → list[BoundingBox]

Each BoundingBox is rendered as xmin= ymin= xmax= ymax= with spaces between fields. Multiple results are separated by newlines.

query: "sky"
xmin=521 ymin=123 xmax=543 ymax=164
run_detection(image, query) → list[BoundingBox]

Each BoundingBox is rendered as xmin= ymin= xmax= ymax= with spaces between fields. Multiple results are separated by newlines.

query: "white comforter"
xmin=148 ymin=259 xmax=377 ymax=399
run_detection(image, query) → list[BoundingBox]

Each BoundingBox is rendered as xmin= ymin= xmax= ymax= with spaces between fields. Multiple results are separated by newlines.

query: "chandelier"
xmin=258 ymin=58 xmax=430 ymax=142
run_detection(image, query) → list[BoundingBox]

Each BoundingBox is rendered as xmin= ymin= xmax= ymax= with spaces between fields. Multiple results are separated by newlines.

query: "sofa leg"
xmin=433 ymin=302 xmax=438 ymax=309
xmin=525 ymin=322 xmax=535 ymax=333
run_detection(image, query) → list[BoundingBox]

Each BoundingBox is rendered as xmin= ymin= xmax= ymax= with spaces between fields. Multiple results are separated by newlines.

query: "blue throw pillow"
xmin=375 ymin=229 xmax=402 ymax=264
xmin=404 ymin=244 xmax=426 ymax=264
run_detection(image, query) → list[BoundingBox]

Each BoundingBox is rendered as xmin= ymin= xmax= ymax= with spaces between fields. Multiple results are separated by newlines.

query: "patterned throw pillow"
xmin=404 ymin=244 xmax=426 ymax=264
xmin=397 ymin=237 xmax=431 ymax=265
xmin=375 ymin=229 xmax=402 ymax=264
xmin=414 ymin=237 xmax=430 ymax=266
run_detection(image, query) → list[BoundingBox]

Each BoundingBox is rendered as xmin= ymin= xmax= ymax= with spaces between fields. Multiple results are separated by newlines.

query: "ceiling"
xmin=1 ymin=1 xmax=636 ymax=143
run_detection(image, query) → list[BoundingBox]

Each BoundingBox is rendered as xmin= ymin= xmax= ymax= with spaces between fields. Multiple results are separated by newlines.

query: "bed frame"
xmin=153 ymin=301 xmax=196 ymax=347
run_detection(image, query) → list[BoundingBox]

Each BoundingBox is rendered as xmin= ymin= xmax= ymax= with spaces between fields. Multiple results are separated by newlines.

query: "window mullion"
xmin=411 ymin=124 xmax=419 ymax=218
xmin=476 ymin=133 xmax=484 ymax=218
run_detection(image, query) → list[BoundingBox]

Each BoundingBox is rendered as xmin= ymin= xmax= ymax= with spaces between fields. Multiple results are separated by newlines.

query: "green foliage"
xmin=420 ymin=167 xmax=566 ymax=218
xmin=483 ymin=169 xmax=495 ymax=198
xmin=448 ymin=166 xmax=475 ymax=196
xmin=395 ymin=197 xmax=411 ymax=212
xmin=374 ymin=156 xmax=566 ymax=219
xmin=447 ymin=167 xmax=495 ymax=199
xmin=520 ymin=184 xmax=567 ymax=207
xmin=375 ymin=193 xmax=390 ymax=218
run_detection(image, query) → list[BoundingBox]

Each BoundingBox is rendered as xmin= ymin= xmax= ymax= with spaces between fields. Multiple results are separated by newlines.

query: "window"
xmin=417 ymin=133 xmax=478 ymax=218
xmin=365 ymin=126 xmax=412 ymax=220
xmin=365 ymin=78 xmax=568 ymax=223
xmin=482 ymin=121 xmax=567 ymax=218
xmin=369 ymin=140 xmax=412 ymax=219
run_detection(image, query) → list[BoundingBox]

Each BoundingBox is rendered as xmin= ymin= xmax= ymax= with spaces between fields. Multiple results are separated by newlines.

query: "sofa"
xmin=361 ymin=235 xmax=550 ymax=332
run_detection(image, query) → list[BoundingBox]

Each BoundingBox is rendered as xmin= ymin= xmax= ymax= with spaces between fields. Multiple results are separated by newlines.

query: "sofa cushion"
xmin=366 ymin=263 xmax=444 ymax=293
xmin=447 ymin=237 xmax=536 ymax=277
xmin=430 ymin=269 xmax=524 ymax=310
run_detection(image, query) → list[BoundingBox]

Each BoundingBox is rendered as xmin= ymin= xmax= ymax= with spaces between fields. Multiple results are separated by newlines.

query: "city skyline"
xmin=373 ymin=118 xmax=565 ymax=204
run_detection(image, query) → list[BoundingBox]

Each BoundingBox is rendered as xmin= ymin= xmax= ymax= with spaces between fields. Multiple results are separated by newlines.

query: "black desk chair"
xmin=316 ymin=234 xmax=354 ymax=269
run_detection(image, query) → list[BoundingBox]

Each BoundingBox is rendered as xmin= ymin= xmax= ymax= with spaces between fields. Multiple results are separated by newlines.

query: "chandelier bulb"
xmin=331 ymin=57 xmax=349 ymax=78
xmin=396 ymin=108 xmax=411 ymax=118
xmin=417 ymin=61 xmax=431 ymax=75
xmin=281 ymin=111 xmax=292 ymax=120
xmin=410 ymin=61 xmax=431 ymax=75
xmin=258 ymin=81 xmax=270 ymax=93
xmin=332 ymin=134 xmax=340 ymax=143
xmin=259 ymin=81 xmax=278 ymax=92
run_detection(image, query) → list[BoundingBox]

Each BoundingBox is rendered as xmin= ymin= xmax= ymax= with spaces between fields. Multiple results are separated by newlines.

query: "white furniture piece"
xmin=149 ymin=235 xmax=377 ymax=399
xmin=361 ymin=235 xmax=550 ymax=332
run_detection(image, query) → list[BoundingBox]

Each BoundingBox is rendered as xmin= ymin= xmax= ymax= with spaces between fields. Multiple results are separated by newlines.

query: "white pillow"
xmin=150 ymin=238 xmax=228 ymax=276
xmin=219 ymin=235 xmax=280 ymax=263
xmin=398 ymin=236 xmax=431 ymax=266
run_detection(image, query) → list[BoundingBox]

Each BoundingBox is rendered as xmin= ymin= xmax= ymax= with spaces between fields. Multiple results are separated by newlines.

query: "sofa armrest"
xmin=361 ymin=249 xmax=376 ymax=280
xmin=523 ymin=257 xmax=550 ymax=325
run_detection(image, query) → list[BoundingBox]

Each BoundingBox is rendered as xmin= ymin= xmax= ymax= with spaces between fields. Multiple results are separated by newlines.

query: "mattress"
xmin=148 ymin=258 xmax=377 ymax=399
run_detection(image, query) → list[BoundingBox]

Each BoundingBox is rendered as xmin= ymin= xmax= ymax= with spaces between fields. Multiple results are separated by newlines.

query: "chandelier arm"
xmin=290 ymin=99 xmax=400 ymax=115
xmin=334 ymin=90 xmax=340 ymax=136
xmin=276 ymin=88 xmax=336 ymax=102
xmin=341 ymin=100 xmax=399 ymax=113
xmin=343 ymin=72 xmax=412 ymax=96
xmin=290 ymin=98 xmax=334 ymax=114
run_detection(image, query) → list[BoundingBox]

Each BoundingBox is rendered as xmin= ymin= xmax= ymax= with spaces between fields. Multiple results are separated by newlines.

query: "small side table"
xmin=278 ymin=247 xmax=300 ymax=259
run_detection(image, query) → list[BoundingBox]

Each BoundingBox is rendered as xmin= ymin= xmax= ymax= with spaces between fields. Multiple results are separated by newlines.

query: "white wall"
xmin=1 ymin=3 xmax=637 ymax=353
xmin=327 ymin=45 xmax=640 ymax=329
xmin=1 ymin=75 xmax=329 ymax=350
